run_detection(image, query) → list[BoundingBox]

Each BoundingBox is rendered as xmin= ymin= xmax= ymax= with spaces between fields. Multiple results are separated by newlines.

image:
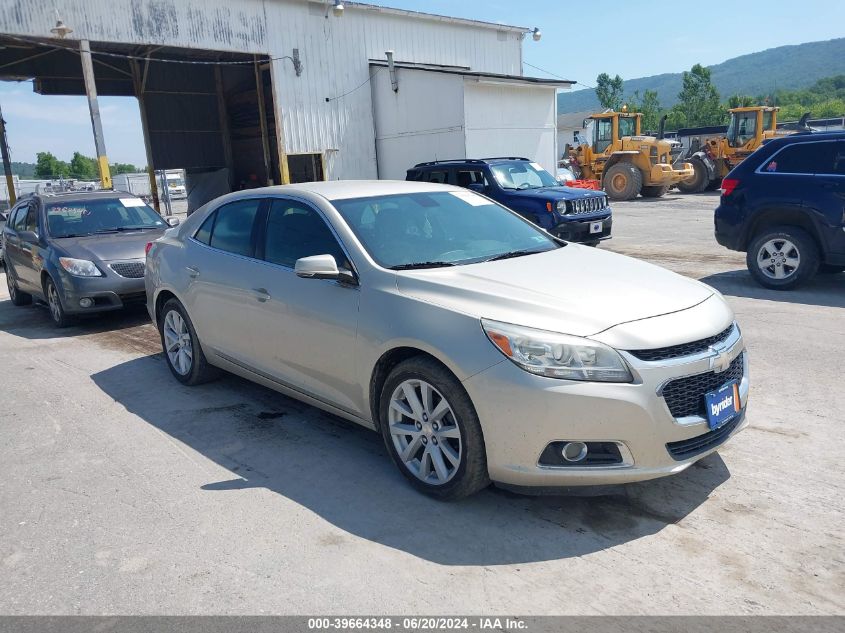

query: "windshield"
xmin=46 ymin=197 xmax=166 ymax=238
xmin=489 ymin=162 xmax=559 ymax=190
xmin=618 ymin=116 xmax=636 ymax=137
xmin=332 ymin=190 xmax=559 ymax=269
xmin=167 ymin=178 xmax=185 ymax=187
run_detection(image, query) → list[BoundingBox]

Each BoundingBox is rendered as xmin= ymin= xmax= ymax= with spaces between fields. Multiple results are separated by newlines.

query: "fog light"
xmin=561 ymin=441 xmax=588 ymax=463
xmin=79 ymin=297 xmax=94 ymax=308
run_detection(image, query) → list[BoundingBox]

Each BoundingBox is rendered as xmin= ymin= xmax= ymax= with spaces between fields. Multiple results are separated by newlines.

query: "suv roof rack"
xmin=413 ymin=159 xmax=486 ymax=167
xmin=481 ymin=156 xmax=530 ymax=161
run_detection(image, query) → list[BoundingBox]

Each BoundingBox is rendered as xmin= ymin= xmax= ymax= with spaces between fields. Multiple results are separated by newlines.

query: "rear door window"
xmin=208 ymin=199 xmax=262 ymax=257
xmin=421 ymin=170 xmax=449 ymax=184
xmin=764 ymin=142 xmax=837 ymax=175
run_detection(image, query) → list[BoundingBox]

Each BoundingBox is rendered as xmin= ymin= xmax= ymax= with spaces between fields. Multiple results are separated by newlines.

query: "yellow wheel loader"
xmin=675 ymin=106 xmax=811 ymax=193
xmin=567 ymin=109 xmax=694 ymax=201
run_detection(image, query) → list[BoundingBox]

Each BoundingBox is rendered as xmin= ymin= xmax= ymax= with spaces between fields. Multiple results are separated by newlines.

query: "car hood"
xmin=54 ymin=228 xmax=165 ymax=262
xmin=395 ymin=245 xmax=714 ymax=338
xmin=504 ymin=186 xmax=604 ymax=202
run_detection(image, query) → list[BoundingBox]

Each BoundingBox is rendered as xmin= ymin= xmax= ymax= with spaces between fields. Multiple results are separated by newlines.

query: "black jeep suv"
xmin=715 ymin=131 xmax=845 ymax=289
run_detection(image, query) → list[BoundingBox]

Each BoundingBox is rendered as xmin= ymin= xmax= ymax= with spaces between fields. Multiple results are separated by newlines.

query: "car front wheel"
xmin=746 ymin=226 xmax=819 ymax=290
xmin=159 ymin=298 xmax=218 ymax=385
xmin=379 ymin=357 xmax=489 ymax=499
xmin=44 ymin=277 xmax=71 ymax=327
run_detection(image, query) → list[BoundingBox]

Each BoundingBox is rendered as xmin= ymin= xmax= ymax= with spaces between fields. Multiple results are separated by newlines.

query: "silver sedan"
xmin=145 ymin=181 xmax=748 ymax=499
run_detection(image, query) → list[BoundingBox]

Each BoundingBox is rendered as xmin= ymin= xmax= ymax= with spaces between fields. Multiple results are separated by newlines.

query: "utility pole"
xmin=79 ymin=39 xmax=112 ymax=189
xmin=0 ymin=103 xmax=16 ymax=206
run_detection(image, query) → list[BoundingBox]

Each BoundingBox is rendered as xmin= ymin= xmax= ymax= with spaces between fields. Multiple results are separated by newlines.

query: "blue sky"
xmin=2 ymin=0 xmax=844 ymax=167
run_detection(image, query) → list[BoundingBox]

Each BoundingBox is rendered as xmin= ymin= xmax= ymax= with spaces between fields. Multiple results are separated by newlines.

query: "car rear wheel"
xmin=6 ymin=268 xmax=32 ymax=306
xmin=747 ymin=226 xmax=819 ymax=290
xmin=379 ymin=357 xmax=489 ymax=499
xmin=44 ymin=277 xmax=71 ymax=328
xmin=603 ymin=163 xmax=642 ymax=200
xmin=159 ymin=298 xmax=218 ymax=385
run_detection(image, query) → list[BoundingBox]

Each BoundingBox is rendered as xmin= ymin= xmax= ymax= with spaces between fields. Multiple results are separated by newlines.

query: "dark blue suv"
xmin=715 ymin=131 xmax=845 ymax=289
xmin=407 ymin=158 xmax=612 ymax=244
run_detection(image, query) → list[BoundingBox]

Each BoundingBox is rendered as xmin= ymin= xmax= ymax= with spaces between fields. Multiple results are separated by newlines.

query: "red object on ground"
xmin=564 ymin=179 xmax=602 ymax=190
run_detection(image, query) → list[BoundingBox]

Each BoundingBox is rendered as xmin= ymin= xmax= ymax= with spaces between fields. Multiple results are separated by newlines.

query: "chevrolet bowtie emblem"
xmin=709 ymin=344 xmax=732 ymax=373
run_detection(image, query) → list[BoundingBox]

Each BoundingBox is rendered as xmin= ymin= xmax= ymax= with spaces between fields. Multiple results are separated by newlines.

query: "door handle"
xmin=185 ymin=266 xmax=200 ymax=278
xmin=252 ymin=288 xmax=271 ymax=302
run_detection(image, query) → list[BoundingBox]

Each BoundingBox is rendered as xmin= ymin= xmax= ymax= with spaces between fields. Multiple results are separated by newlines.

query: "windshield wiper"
xmin=389 ymin=261 xmax=458 ymax=270
xmin=94 ymin=227 xmax=147 ymax=234
xmin=484 ymin=248 xmax=548 ymax=262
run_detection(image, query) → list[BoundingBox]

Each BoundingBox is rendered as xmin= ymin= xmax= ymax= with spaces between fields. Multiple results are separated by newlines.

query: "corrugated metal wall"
xmin=0 ymin=0 xmax=525 ymax=180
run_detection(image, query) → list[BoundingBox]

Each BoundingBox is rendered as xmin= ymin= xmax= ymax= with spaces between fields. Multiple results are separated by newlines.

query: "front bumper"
xmin=462 ymin=326 xmax=748 ymax=487
xmin=551 ymin=214 xmax=613 ymax=243
xmin=55 ymin=260 xmax=147 ymax=315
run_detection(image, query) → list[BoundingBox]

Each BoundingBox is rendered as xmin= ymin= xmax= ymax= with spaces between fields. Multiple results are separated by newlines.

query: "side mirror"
xmin=18 ymin=230 xmax=39 ymax=243
xmin=166 ymin=217 xmax=180 ymax=227
xmin=467 ymin=183 xmax=486 ymax=193
xmin=294 ymin=254 xmax=341 ymax=279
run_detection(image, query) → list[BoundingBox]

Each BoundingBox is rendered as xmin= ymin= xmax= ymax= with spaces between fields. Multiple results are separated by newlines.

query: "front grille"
xmin=629 ymin=324 xmax=735 ymax=362
xmin=565 ymin=196 xmax=607 ymax=215
xmin=661 ymin=354 xmax=744 ymax=419
xmin=110 ymin=261 xmax=145 ymax=278
xmin=666 ymin=414 xmax=742 ymax=461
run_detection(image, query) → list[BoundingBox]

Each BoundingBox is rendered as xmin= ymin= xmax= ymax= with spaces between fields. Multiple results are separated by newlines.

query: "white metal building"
xmin=0 ymin=0 xmax=571 ymax=205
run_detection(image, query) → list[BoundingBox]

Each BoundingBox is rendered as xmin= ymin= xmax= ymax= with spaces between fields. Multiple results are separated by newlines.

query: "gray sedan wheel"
xmin=44 ymin=277 xmax=71 ymax=328
xmin=379 ymin=357 xmax=489 ymax=499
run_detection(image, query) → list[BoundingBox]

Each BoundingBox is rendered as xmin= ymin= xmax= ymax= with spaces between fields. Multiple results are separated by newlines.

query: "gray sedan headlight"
xmin=481 ymin=319 xmax=633 ymax=382
xmin=59 ymin=257 xmax=102 ymax=277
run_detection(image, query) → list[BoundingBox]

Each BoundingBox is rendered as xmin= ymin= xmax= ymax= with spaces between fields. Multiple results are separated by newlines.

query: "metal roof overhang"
xmin=368 ymin=60 xmax=574 ymax=88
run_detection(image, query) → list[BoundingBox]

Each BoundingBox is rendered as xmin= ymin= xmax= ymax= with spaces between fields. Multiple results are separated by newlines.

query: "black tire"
xmin=676 ymin=158 xmax=709 ymax=194
xmin=603 ymin=163 xmax=642 ymax=200
xmin=158 ymin=298 xmax=219 ymax=385
xmin=6 ymin=267 xmax=32 ymax=306
xmin=379 ymin=356 xmax=490 ymax=500
xmin=44 ymin=276 xmax=72 ymax=328
xmin=705 ymin=178 xmax=722 ymax=191
xmin=746 ymin=226 xmax=820 ymax=290
xmin=640 ymin=185 xmax=669 ymax=198
xmin=819 ymin=264 xmax=845 ymax=275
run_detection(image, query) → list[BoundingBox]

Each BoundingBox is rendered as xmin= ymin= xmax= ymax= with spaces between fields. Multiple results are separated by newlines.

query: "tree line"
xmin=28 ymin=151 xmax=141 ymax=180
xmin=594 ymin=67 xmax=845 ymax=132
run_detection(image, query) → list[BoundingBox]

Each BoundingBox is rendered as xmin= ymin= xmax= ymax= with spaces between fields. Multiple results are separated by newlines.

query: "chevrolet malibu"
xmin=146 ymin=181 xmax=748 ymax=499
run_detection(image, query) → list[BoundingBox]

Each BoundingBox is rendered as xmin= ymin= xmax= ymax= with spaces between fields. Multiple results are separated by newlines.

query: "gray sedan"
xmin=146 ymin=181 xmax=747 ymax=499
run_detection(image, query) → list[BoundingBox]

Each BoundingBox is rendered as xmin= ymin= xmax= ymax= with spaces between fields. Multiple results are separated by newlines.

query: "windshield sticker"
xmin=49 ymin=207 xmax=88 ymax=219
xmin=529 ymin=162 xmax=544 ymax=171
xmin=449 ymin=190 xmax=489 ymax=206
xmin=120 ymin=197 xmax=146 ymax=207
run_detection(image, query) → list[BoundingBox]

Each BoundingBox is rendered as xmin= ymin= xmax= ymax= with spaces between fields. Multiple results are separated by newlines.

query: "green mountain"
xmin=557 ymin=38 xmax=845 ymax=113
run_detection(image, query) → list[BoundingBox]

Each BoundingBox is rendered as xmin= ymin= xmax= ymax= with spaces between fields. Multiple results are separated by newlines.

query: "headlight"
xmin=556 ymin=200 xmax=567 ymax=213
xmin=59 ymin=257 xmax=102 ymax=277
xmin=481 ymin=319 xmax=633 ymax=382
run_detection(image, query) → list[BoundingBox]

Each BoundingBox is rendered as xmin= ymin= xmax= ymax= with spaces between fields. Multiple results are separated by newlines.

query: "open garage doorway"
xmin=0 ymin=36 xmax=284 ymax=213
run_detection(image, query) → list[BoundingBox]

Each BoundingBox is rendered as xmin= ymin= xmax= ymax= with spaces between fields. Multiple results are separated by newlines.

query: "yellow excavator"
xmin=675 ymin=106 xmax=811 ymax=193
xmin=567 ymin=108 xmax=694 ymax=200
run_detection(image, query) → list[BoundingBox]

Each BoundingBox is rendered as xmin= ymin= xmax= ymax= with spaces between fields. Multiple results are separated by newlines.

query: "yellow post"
xmin=79 ymin=39 xmax=112 ymax=189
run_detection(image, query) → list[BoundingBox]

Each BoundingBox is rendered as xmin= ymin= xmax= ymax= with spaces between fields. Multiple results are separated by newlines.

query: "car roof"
xmin=765 ymin=130 xmax=845 ymax=148
xmin=27 ymin=190 xmax=142 ymax=204
xmin=412 ymin=157 xmax=531 ymax=168
xmin=228 ymin=180 xmax=468 ymax=202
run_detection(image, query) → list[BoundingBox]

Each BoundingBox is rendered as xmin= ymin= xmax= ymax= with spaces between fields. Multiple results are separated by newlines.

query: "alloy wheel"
xmin=388 ymin=379 xmax=462 ymax=485
xmin=47 ymin=282 xmax=62 ymax=323
xmin=757 ymin=238 xmax=800 ymax=280
xmin=6 ymin=272 xmax=16 ymax=301
xmin=163 ymin=309 xmax=193 ymax=376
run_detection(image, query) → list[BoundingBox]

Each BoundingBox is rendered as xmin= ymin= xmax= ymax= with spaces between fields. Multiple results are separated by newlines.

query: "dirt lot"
xmin=0 ymin=192 xmax=843 ymax=615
